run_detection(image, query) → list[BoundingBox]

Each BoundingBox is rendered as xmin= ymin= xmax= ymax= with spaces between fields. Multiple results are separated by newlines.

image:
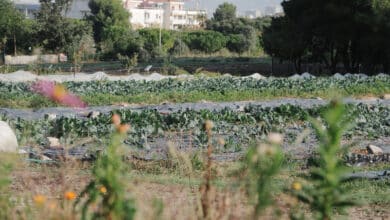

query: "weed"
xmin=291 ymin=100 xmax=357 ymax=220
xmin=76 ymin=114 xmax=136 ymax=220
xmin=243 ymin=133 xmax=284 ymax=218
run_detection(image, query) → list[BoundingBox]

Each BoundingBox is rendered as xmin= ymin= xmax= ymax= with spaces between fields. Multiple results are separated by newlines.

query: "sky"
xmin=187 ymin=0 xmax=283 ymax=13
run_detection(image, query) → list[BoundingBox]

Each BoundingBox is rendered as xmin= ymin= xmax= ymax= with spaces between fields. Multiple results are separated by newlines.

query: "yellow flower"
xmin=33 ymin=194 xmax=46 ymax=205
xmin=53 ymin=84 xmax=67 ymax=101
xmin=117 ymin=124 xmax=130 ymax=134
xmin=64 ymin=191 xmax=77 ymax=200
xmin=100 ymin=186 xmax=107 ymax=194
xmin=292 ymin=181 xmax=302 ymax=191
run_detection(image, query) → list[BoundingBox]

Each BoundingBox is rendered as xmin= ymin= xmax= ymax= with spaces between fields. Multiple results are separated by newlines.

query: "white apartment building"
xmin=124 ymin=0 xmax=206 ymax=30
xmin=12 ymin=0 xmax=205 ymax=30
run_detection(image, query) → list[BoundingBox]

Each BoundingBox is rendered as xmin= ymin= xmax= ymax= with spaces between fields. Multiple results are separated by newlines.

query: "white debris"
xmin=333 ymin=73 xmax=345 ymax=79
xmin=90 ymin=71 xmax=108 ymax=80
xmin=222 ymin=73 xmax=233 ymax=77
xmin=245 ymin=73 xmax=266 ymax=80
xmin=357 ymin=73 xmax=368 ymax=78
xmin=289 ymin=74 xmax=302 ymax=79
xmin=0 ymin=70 xmax=38 ymax=82
xmin=344 ymin=73 xmax=353 ymax=77
xmin=301 ymin=72 xmax=315 ymax=79
xmin=377 ymin=73 xmax=388 ymax=77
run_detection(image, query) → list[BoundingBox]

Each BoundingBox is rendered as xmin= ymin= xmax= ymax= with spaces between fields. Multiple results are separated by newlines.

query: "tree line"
xmin=263 ymin=0 xmax=390 ymax=74
xmin=0 ymin=0 xmax=270 ymax=63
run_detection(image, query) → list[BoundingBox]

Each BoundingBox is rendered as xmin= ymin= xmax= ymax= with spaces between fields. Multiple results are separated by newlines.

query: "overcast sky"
xmin=187 ymin=0 xmax=283 ymax=13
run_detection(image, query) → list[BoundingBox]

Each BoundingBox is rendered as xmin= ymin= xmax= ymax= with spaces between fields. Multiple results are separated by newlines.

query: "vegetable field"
xmin=1 ymin=75 xmax=389 ymax=108
xmin=0 ymin=74 xmax=389 ymax=220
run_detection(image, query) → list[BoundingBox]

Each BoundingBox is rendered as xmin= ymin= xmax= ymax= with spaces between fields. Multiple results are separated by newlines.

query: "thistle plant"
xmin=291 ymin=100 xmax=356 ymax=220
xmin=76 ymin=114 xmax=135 ymax=220
xmin=244 ymin=132 xmax=284 ymax=218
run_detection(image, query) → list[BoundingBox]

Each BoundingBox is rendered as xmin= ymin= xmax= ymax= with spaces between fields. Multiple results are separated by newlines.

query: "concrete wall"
xmin=5 ymin=55 xmax=59 ymax=65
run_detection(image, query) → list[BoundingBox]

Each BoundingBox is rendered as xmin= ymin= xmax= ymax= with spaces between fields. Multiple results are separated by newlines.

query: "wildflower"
xmin=291 ymin=181 xmax=302 ymax=191
xmin=64 ymin=191 xmax=77 ymax=200
xmin=112 ymin=114 xmax=121 ymax=126
xmin=100 ymin=186 xmax=107 ymax=194
xmin=112 ymin=114 xmax=130 ymax=134
xmin=33 ymin=194 xmax=46 ymax=205
xmin=31 ymin=80 xmax=87 ymax=108
xmin=117 ymin=124 xmax=130 ymax=134
xmin=268 ymin=132 xmax=283 ymax=145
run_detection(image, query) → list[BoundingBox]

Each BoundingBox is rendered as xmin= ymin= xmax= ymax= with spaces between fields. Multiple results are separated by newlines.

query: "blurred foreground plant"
xmin=76 ymin=114 xmax=136 ymax=220
xmin=244 ymin=133 xmax=284 ymax=218
xmin=0 ymin=153 xmax=17 ymax=219
xmin=31 ymin=80 xmax=87 ymax=108
xmin=291 ymin=100 xmax=357 ymax=220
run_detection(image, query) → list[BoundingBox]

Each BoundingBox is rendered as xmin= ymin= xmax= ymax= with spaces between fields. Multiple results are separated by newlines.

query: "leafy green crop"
xmin=1 ymin=103 xmax=388 ymax=151
xmin=0 ymin=76 xmax=389 ymax=108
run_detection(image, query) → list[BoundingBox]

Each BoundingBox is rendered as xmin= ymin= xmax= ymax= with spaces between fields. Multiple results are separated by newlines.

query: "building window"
xmin=145 ymin=12 xmax=150 ymax=20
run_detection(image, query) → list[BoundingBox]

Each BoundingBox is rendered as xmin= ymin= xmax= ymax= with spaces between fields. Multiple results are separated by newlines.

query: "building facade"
xmin=12 ymin=0 xmax=205 ymax=30
xmin=124 ymin=0 xmax=206 ymax=30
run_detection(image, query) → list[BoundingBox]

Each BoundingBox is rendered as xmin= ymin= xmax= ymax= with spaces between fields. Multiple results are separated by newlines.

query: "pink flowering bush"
xmin=31 ymin=81 xmax=87 ymax=108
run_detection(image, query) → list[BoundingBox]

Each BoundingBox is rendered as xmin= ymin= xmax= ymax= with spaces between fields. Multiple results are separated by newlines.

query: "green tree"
xmin=0 ymin=0 xmax=24 ymax=58
xmin=36 ymin=0 xmax=92 ymax=55
xmin=88 ymin=0 xmax=131 ymax=48
xmin=138 ymin=29 xmax=175 ymax=58
xmin=100 ymin=26 xmax=141 ymax=59
xmin=264 ymin=0 xmax=390 ymax=74
xmin=262 ymin=16 xmax=307 ymax=73
xmin=14 ymin=19 xmax=40 ymax=55
xmin=206 ymin=2 xmax=237 ymax=34
xmin=206 ymin=3 xmax=260 ymax=54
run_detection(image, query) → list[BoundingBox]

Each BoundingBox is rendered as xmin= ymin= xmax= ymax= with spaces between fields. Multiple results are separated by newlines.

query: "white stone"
xmin=88 ymin=111 xmax=100 ymax=118
xmin=47 ymin=137 xmax=61 ymax=148
xmin=0 ymin=121 xmax=18 ymax=152
xmin=46 ymin=113 xmax=57 ymax=120
xmin=367 ymin=145 xmax=383 ymax=155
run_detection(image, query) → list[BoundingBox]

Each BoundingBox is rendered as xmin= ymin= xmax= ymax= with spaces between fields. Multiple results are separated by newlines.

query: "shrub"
xmin=183 ymin=31 xmax=227 ymax=53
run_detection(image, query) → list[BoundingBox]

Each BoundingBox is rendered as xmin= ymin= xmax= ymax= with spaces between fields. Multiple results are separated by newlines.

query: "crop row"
xmin=1 ymin=103 xmax=388 ymax=151
xmin=0 ymin=76 xmax=389 ymax=97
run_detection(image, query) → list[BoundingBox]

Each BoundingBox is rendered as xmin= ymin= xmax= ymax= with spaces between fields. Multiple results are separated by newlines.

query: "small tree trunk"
xmin=13 ymin=33 xmax=17 ymax=56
